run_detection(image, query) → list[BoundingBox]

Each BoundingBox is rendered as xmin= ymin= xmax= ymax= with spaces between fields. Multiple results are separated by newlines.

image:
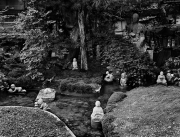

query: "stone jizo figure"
xmin=95 ymin=84 xmax=101 ymax=93
xmin=157 ymin=71 xmax=167 ymax=85
xmin=91 ymin=101 xmax=104 ymax=129
xmin=104 ymin=71 xmax=114 ymax=82
xmin=120 ymin=72 xmax=127 ymax=87
xmin=8 ymin=84 xmax=26 ymax=93
xmin=72 ymin=58 xmax=78 ymax=70
xmin=35 ymin=98 xmax=49 ymax=111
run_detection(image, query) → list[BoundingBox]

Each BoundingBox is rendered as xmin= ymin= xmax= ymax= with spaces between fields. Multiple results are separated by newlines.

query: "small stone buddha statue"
xmin=40 ymin=102 xmax=49 ymax=111
xmin=91 ymin=101 xmax=104 ymax=128
xmin=72 ymin=58 xmax=78 ymax=70
xmin=35 ymin=98 xmax=49 ymax=111
xmin=157 ymin=71 xmax=167 ymax=85
xmin=120 ymin=72 xmax=127 ymax=87
xmin=8 ymin=84 xmax=26 ymax=93
xmin=91 ymin=101 xmax=104 ymax=121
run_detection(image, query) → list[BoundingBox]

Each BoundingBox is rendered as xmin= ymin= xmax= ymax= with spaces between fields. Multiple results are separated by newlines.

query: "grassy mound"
xmin=102 ymin=85 xmax=180 ymax=137
xmin=59 ymin=78 xmax=101 ymax=94
xmin=0 ymin=106 xmax=72 ymax=137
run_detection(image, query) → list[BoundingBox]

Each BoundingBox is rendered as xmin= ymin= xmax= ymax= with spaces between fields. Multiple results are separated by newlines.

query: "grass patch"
xmin=103 ymin=85 xmax=180 ymax=137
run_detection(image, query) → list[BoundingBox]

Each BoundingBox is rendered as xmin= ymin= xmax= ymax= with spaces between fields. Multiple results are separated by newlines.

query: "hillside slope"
xmin=102 ymin=85 xmax=180 ymax=137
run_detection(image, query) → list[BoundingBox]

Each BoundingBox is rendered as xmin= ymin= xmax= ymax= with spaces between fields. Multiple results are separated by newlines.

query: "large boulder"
xmin=102 ymin=85 xmax=180 ymax=137
xmin=36 ymin=88 xmax=56 ymax=102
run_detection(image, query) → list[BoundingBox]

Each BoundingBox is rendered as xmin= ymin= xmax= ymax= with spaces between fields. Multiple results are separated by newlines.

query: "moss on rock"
xmin=107 ymin=92 xmax=127 ymax=105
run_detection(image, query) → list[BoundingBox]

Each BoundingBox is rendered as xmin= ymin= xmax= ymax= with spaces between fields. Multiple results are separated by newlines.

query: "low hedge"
xmin=6 ymin=75 xmax=34 ymax=89
xmin=59 ymin=78 xmax=101 ymax=94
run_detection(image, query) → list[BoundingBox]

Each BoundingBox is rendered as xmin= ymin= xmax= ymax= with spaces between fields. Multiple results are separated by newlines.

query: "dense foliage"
xmin=102 ymin=35 xmax=157 ymax=87
xmin=15 ymin=1 xmax=70 ymax=80
xmin=3 ymin=0 xmax=167 ymax=85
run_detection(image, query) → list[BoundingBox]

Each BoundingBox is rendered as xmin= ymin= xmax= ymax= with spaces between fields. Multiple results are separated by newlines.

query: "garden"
xmin=1 ymin=0 xmax=180 ymax=137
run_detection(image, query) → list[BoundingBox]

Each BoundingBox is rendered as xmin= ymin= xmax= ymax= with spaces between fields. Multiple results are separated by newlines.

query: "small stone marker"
xmin=36 ymin=88 xmax=56 ymax=102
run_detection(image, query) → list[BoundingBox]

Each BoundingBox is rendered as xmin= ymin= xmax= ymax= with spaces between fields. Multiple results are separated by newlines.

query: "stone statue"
xmin=40 ymin=102 xmax=49 ymax=111
xmin=34 ymin=102 xmax=39 ymax=108
xmin=91 ymin=101 xmax=104 ymax=129
xmin=0 ymin=85 xmax=4 ymax=92
xmin=8 ymin=84 xmax=26 ymax=93
xmin=166 ymin=70 xmax=172 ymax=82
xmin=157 ymin=71 xmax=167 ymax=85
xmin=72 ymin=58 xmax=78 ymax=70
xmin=104 ymin=71 xmax=114 ymax=82
xmin=120 ymin=72 xmax=127 ymax=87
xmin=35 ymin=98 xmax=49 ymax=111
xmin=95 ymin=84 xmax=101 ymax=93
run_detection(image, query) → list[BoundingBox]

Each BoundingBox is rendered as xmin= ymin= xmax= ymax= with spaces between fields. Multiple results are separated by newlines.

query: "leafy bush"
xmin=102 ymin=36 xmax=157 ymax=88
xmin=59 ymin=78 xmax=99 ymax=94
xmin=15 ymin=4 xmax=70 ymax=81
xmin=163 ymin=56 xmax=180 ymax=71
xmin=7 ymin=75 xmax=33 ymax=89
xmin=8 ymin=68 xmax=25 ymax=78
xmin=90 ymin=77 xmax=102 ymax=84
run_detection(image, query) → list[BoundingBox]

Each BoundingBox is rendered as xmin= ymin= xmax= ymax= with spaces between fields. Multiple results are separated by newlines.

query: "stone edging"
xmin=1 ymin=106 xmax=76 ymax=137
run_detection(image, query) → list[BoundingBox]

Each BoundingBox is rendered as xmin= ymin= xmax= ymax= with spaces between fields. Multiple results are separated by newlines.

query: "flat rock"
xmin=36 ymin=88 xmax=56 ymax=102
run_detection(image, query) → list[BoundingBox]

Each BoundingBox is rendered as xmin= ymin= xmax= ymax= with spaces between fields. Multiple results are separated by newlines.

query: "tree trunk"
xmin=78 ymin=10 xmax=88 ymax=70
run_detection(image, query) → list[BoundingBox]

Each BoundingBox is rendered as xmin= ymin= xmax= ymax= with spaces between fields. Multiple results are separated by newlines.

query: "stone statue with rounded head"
xmin=35 ymin=98 xmax=49 ymax=111
xmin=104 ymin=71 xmax=114 ymax=82
xmin=157 ymin=71 xmax=167 ymax=85
xmin=91 ymin=101 xmax=104 ymax=121
xmin=120 ymin=72 xmax=127 ymax=87
xmin=72 ymin=58 xmax=78 ymax=70
xmin=8 ymin=84 xmax=26 ymax=93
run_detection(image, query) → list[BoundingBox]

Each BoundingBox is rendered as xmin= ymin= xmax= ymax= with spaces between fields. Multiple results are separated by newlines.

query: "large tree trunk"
xmin=78 ymin=10 xmax=88 ymax=70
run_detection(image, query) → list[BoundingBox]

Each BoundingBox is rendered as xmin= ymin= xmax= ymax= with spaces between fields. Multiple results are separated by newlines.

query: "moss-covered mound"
xmin=102 ymin=85 xmax=180 ymax=137
xmin=0 ymin=106 xmax=73 ymax=137
xmin=59 ymin=78 xmax=101 ymax=94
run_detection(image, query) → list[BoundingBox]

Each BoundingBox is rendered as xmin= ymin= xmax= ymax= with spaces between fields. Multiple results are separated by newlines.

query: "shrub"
xmin=59 ymin=78 xmax=99 ymax=94
xmin=8 ymin=68 xmax=25 ymax=78
xmin=7 ymin=75 xmax=33 ymax=89
xmin=102 ymin=36 xmax=158 ymax=88
xmin=90 ymin=77 xmax=102 ymax=84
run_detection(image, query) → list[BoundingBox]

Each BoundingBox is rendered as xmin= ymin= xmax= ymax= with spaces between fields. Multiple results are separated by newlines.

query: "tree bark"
xmin=78 ymin=9 xmax=88 ymax=70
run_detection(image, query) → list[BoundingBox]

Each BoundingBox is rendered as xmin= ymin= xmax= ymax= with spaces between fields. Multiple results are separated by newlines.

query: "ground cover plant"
xmin=0 ymin=106 xmax=71 ymax=137
xmin=102 ymin=85 xmax=180 ymax=137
